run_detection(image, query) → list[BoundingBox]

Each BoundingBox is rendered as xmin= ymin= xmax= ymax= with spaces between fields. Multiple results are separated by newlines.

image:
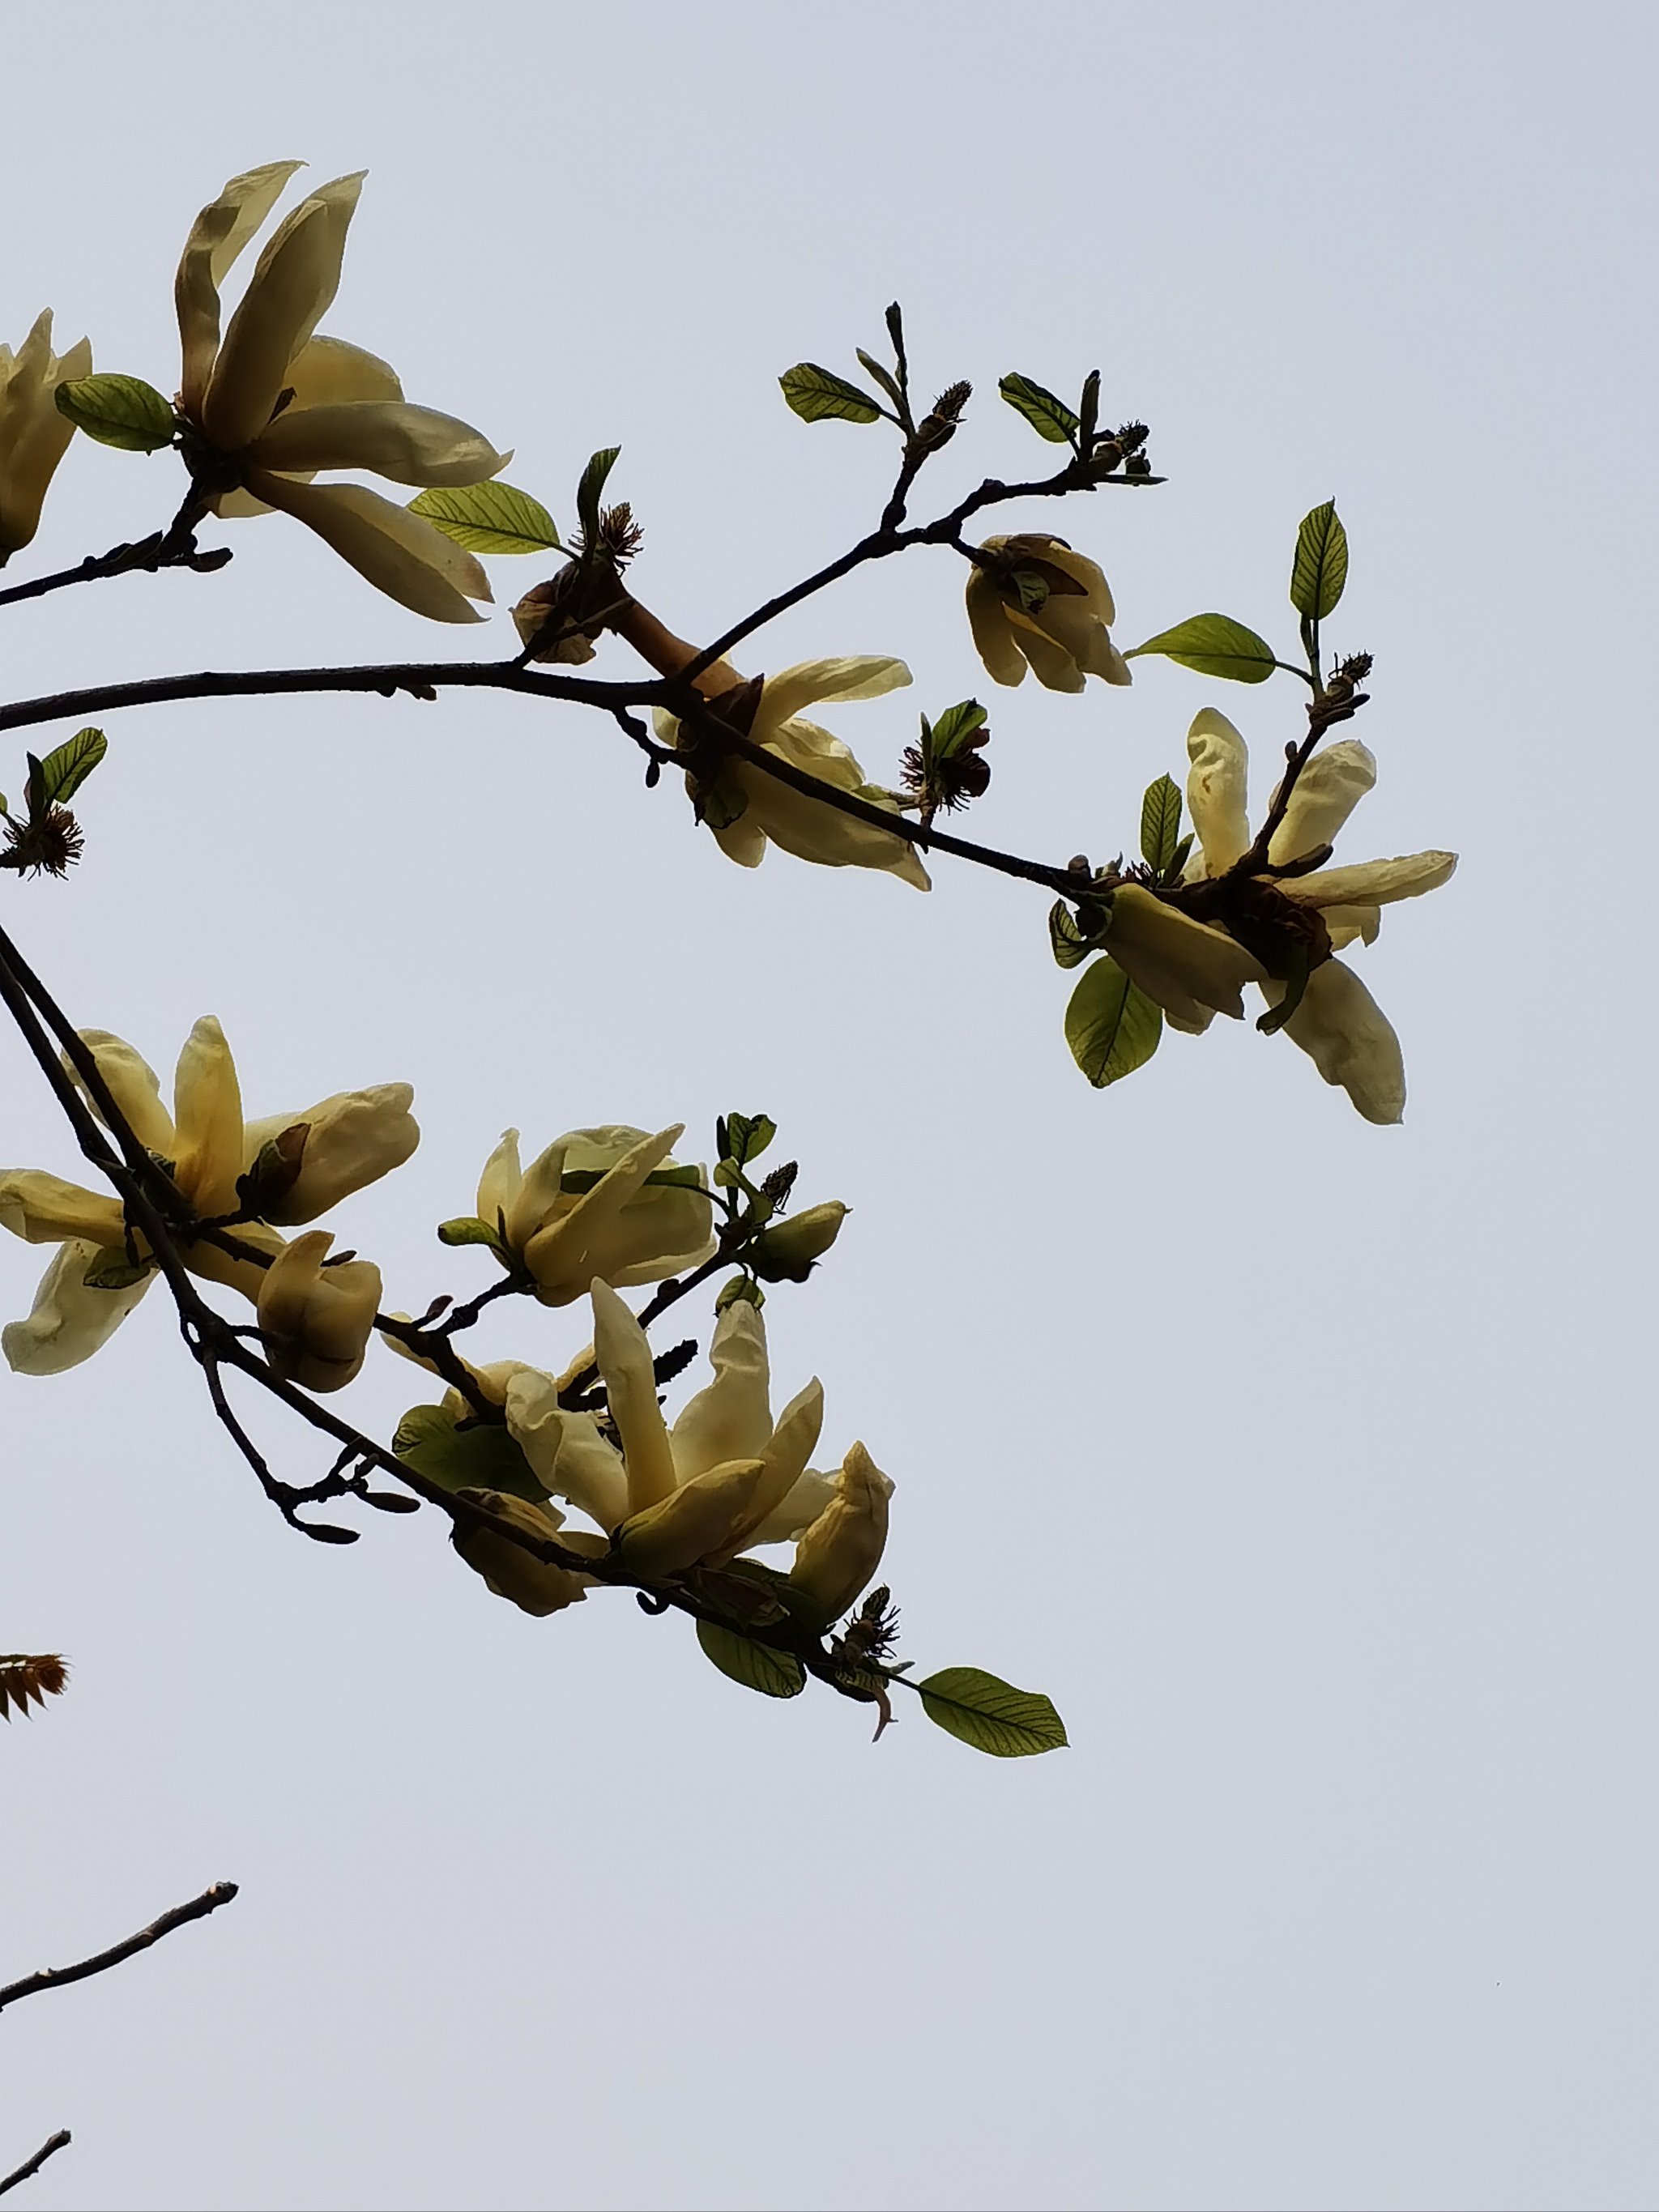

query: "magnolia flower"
xmin=503 ymin=1281 xmax=837 ymax=1576
xmin=476 ymin=1123 xmax=715 ymax=1307
xmin=0 ymin=311 xmax=92 ymax=558
xmin=788 ymin=1441 xmax=893 ymax=1622
xmin=174 ymin=160 xmax=507 ymax=620
xmin=256 ymin=1231 xmax=381 ymax=1392
xmin=1183 ymin=708 xmax=1457 ymax=1123
xmin=654 ymin=657 xmax=930 ymax=889
xmin=0 ymin=1019 xmax=415 ymax=1375
xmin=965 ymin=535 xmax=1132 ymax=693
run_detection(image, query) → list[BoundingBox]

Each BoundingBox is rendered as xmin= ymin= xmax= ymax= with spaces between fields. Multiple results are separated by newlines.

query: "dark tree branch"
xmin=0 ymin=2131 xmax=70 ymax=2199
xmin=0 ymin=1882 xmax=239 ymax=2014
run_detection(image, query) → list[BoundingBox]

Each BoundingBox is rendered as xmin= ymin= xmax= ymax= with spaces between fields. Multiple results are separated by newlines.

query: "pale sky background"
xmin=2 ymin=5 xmax=1655 ymax=2208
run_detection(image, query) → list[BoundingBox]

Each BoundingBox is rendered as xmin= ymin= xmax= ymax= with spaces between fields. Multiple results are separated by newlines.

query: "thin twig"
xmin=0 ymin=2131 xmax=70 ymax=2199
xmin=0 ymin=1883 xmax=238 ymax=2013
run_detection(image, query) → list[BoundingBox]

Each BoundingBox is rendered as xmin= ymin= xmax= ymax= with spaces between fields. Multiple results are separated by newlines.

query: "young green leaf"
xmin=393 ymin=1404 xmax=547 ymax=1505
xmin=575 ymin=447 xmax=621 ymax=548
xmin=1290 ymin=500 xmax=1348 ymax=620
xmin=38 ymin=727 xmax=107 ymax=805
xmin=409 ymin=482 xmax=561 ymax=555
xmin=722 ymin=1112 xmax=777 ymax=1166
xmin=714 ymin=1274 xmax=765 ymax=1313
xmin=1126 ymin=614 xmax=1277 ymax=683
xmin=778 ymin=363 xmax=884 ymax=424
xmin=998 ymin=373 xmax=1080 ymax=445
xmin=855 ymin=347 xmax=908 ymax=418
xmin=437 ymin=1216 xmax=506 ymax=1251
xmin=1065 ymin=956 xmax=1163 ymax=1086
xmin=917 ymin=1667 xmax=1068 ymax=1756
xmin=926 ymin=699 xmax=988 ymax=760
xmin=695 ymin=1621 xmax=807 ymax=1698
xmin=884 ymin=301 xmax=908 ymax=389
xmin=53 ymin=373 xmax=175 ymax=453
xmin=1048 ymin=901 xmax=1096 ymax=970
xmin=1139 ymin=773 xmax=1183 ymax=875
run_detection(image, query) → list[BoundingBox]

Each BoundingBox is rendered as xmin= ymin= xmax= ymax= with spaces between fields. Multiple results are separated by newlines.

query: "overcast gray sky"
xmin=2 ymin=4 xmax=1656 ymax=2207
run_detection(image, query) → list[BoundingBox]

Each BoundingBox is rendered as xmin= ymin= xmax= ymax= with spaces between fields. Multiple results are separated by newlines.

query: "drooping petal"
xmin=504 ymin=1370 xmax=632 ymax=1532
xmin=203 ymin=172 xmax=365 ymax=450
xmin=1107 ymin=884 xmax=1266 ymax=1021
xmin=1005 ymin=614 xmax=1087 ymax=694
xmin=0 ymin=1170 xmax=126 ymax=1247
xmin=740 ymin=764 xmax=931 ymax=889
xmin=476 ymin=1128 xmax=522 ymax=1234
xmin=1045 ymin=543 xmax=1116 ymax=624
xmin=672 ymin=1291 xmax=778 ymax=1486
xmin=240 ymin=1083 xmax=418 ymax=1223
xmin=787 ymin=1442 xmax=893 ymax=1620
xmin=245 ymin=473 xmax=492 ymax=621
xmin=1267 ymin=739 xmax=1376 ymax=867
xmin=711 ymin=813 xmax=770 ymax=868
xmin=282 ymin=335 xmax=403 ymax=408
xmin=1268 ymin=957 xmax=1407 ymax=1125
xmin=172 ymin=1016 xmax=245 ymax=1217
xmin=184 ymin=1217 xmax=287 ymax=1306
xmin=68 ymin=1029 xmax=176 ymax=1155
xmin=590 ymin=1279 xmax=676 ymax=1512
xmin=965 ymin=573 xmax=1029 ymax=688
xmin=1321 ymin=903 xmax=1381 ymax=949
xmin=1185 ymin=708 xmax=1252 ymax=874
xmin=754 ymin=657 xmax=911 ymax=731
xmin=2 ymin=1239 xmax=155 ymax=1375
xmin=249 ymin=401 xmax=509 ymax=486
xmin=1286 ymin=850 xmax=1458 ymax=910
xmin=175 ymin=160 xmax=305 ymax=416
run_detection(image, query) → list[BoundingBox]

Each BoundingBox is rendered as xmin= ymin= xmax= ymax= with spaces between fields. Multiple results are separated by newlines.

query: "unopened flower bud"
xmin=749 ymin=1200 xmax=849 ymax=1282
xmin=789 ymin=1442 xmax=893 ymax=1622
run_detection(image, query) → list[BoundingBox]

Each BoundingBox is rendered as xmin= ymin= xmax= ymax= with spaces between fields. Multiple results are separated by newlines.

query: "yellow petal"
xmin=2 ymin=1239 xmax=155 ymax=1375
xmin=203 ymin=172 xmax=365 ymax=450
xmin=282 ymin=335 xmax=403 ymax=408
xmin=245 ymin=473 xmax=491 ymax=621
xmin=788 ymin=1441 xmax=893 ymax=1619
xmin=504 ymin=1371 xmax=631 ymax=1532
xmin=241 ymin=1083 xmax=418 ymax=1223
xmin=590 ymin=1279 xmax=676 ymax=1512
xmin=175 ymin=160 xmax=305 ymax=417
xmin=1286 ymin=850 xmax=1457 ymax=910
xmin=1267 ymin=739 xmax=1376 ymax=867
xmin=69 ymin=1029 xmax=176 ymax=1154
xmin=0 ymin=1170 xmax=126 ymax=1247
xmin=965 ymin=571 xmax=1029 ymax=688
xmin=1107 ymin=884 xmax=1265 ymax=1020
xmin=475 ymin=1128 xmax=522 ymax=1232
xmin=172 ymin=1016 xmax=245 ymax=1217
xmin=1006 ymin=615 xmax=1085 ymax=694
xmin=1046 ymin=543 xmax=1116 ymax=624
xmin=1269 ymin=958 xmax=1407 ymax=1125
xmin=756 ymin=657 xmax=911 ymax=728
xmin=451 ymin=1490 xmax=592 ymax=1617
xmin=1185 ymin=708 xmax=1251 ymax=874
xmin=256 ymin=1230 xmax=382 ymax=1392
xmin=732 ymin=1377 xmax=825 ymax=1547
xmin=615 ymin=1456 xmax=770 ymax=1577
xmin=250 ymin=401 xmax=509 ymax=487
xmin=0 ymin=311 xmax=92 ymax=554
xmin=746 ymin=1468 xmax=838 ymax=1546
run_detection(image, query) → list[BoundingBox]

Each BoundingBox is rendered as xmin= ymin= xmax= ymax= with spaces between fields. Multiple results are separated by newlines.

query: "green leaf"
xmin=53 ymin=373 xmax=175 ymax=453
xmin=1048 ymin=901 xmax=1096 ymax=970
xmin=1065 ymin=956 xmax=1163 ymax=1087
xmin=1126 ymin=614 xmax=1277 ymax=684
xmin=557 ymin=1165 xmax=705 ymax=1196
xmin=884 ymin=301 xmax=908 ymax=386
xmin=927 ymin=699 xmax=987 ymax=761
xmin=695 ymin=1620 xmax=806 ymax=1698
xmin=1290 ymin=500 xmax=1348 ymax=620
xmin=916 ymin=1667 xmax=1068 ymax=1757
xmin=409 ymin=481 xmax=561 ymax=555
xmin=393 ymin=1403 xmax=546 ymax=1505
xmin=714 ymin=1273 xmax=765 ymax=1314
xmin=1009 ymin=568 xmax=1051 ymax=614
xmin=722 ymin=1112 xmax=776 ymax=1167
xmin=81 ymin=1245 xmax=149 ymax=1291
xmin=778 ymin=363 xmax=883 ymax=424
xmin=855 ymin=347 xmax=907 ymax=417
xmin=998 ymin=373 xmax=1080 ymax=445
xmin=437 ymin=1216 xmax=505 ymax=1251
xmin=1139 ymin=773 xmax=1183 ymax=875
xmin=38 ymin=727 xmax=106 ymax=806
xmin=575 ymin=446 xmax=621 ymax=547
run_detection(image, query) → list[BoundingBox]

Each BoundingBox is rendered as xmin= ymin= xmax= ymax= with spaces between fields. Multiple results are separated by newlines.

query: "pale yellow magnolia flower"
xmin=654 ymin=657 xmax=931 ymax=889
xmin=256 ymin=1230 xmax=381 ymax=1392
xmin=0 ymin=311 xmax=92 ymax=558
xmin=1183 ymin=707 xmax=1458 ymax=1122
xmin=476 ymin=1123 xmax=715 ymax=1308
xmin=504 ymin=1283 xmax=835 ymax=1574
xmin=450 ymin=1490 xmax=608 ymax=1617
xmin=0 ymin=1019 xmax=415 ymax=1375
xmin=173 ymin=160 xmax=507 ymax=621
xmin=965 ymin=535 xmax=1132 ymax=694
xmin=788 ymin=1441 xmax=894 ymax=1622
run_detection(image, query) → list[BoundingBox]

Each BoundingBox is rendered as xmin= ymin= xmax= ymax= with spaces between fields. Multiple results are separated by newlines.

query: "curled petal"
xmin=788 ymin=1442 xmax=893 ymax=1621
xmin=1286 ymin=850 xmax=1458 ymax=910
xmin=245 ymin=472 xmax=492 ymax=621
xmin=504 ymin=1371 xmax=631 ymax=1532
xmin=70 ymin=1029 xmax=176 ymax=1155
xmin=175 ymin=160 xmax=305 ymax=416
xmin=590 ymin=1279 xmax=676 ymax=1512
xmin=521 ymin=1126 xmax=708 ymax=1302
xmin=1321 ymin=903 xmax=1381 ymax=950
xmin=1268 ymin=957 xmax=1407 ymax=1125
xmin=476 ymin=1128 xmax=522 ymax=1233
xmin=2 ymin=1239 xmax=154 ymax=1375
xmin=732 ymin=1378 xmax=825 ymax=1549
xmin=203 ymin=171 xmax=365 ymax=450
xmin=0 ymin=1170 xmax=126 ymax=1248
xmin=1186 ymin=708 xmax=1252 ymax=874
xmin=172 ymin=1016 xmax=245 ymax=1217
xmin=755 ymin=657 xmax=911 ymax=731
xmin=1267 ymin=739 xmax=1376 ymax=867
xmin=1107 ymin=884 xmax=1266 ymax=1022
xmin=451 ymin=1490 xmax=596 ymax=1617
xmin=241 ymin=1082 xmax=418 ymax=1223
xmin=250 ymin=400 xmax=509 ymax=486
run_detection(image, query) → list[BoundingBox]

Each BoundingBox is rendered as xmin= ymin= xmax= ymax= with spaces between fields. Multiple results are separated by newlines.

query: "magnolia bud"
xmin=749 ymin=1200 xmax=849 ymax=1283
xmin=789 ymin=1443 xmax=893 ymax=1622
xmin=255 ymin=1231 xmax=381 ymax=1393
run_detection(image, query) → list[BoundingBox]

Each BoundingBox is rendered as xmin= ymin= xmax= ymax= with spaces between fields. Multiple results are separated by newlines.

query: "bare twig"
xmin=0 ymin=2130 xmax=70 ymax=2199
xmin=0 ymin=1882 xmax=239 ymax=2014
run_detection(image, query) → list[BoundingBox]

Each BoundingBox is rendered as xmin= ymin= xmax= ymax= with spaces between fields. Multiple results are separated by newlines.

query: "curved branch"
xmin=0 ymin=1882 xmax=238 ymax=2013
